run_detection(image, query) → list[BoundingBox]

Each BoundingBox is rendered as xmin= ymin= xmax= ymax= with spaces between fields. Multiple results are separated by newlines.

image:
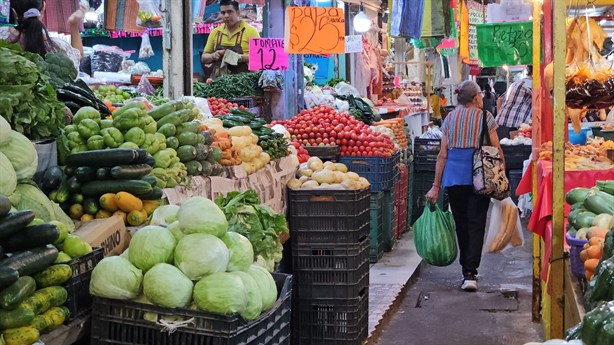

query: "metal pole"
xmin=551 ymin=0 xmax=566 ymax=338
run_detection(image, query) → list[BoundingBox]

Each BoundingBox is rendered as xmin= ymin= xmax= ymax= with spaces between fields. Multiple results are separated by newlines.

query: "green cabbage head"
xmin=90 ymin=256 xmax=143 ymax=299
xmin=193 ymin=272 xmax=247 ymax=315
xmin=247 ymin=264 xmax=277 ymax=311
xmin=178 ymin=196 xmax=228 ymax=237
xmin=143 ymin=263 xmax=193 ymax=308
xmin=129 ymin=225 xmax=177 ymax=272
xmin=174 ymin=233 xmax=229 ymax=280
xmin=231 ymin=271 xmax=263 ymax=320
xmin=221 ymin=232 xmax=254 ymax=272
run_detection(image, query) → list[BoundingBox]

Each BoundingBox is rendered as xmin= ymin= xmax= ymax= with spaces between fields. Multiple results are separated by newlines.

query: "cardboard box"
xmin=74 ymin=216 xmax=131 ymax=257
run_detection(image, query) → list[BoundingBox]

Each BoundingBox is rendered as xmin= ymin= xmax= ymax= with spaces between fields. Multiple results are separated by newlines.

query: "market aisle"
xmin=374 ymin=225 xmax=543 ymax=345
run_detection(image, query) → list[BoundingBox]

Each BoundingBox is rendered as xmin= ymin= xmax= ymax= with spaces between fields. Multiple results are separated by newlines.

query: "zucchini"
xmin=66 ymin=149 xmax=144 ymax=167
xmin=66 ymin=176 xmax=81 ymax=193
xmin=74 ymin=166 xmax=97 ymax=183
xmin=54 ymin=180 xmax=71 ymax=204
xmin=70 ymin=193 xmax=85 ymax=205
xmin=0 ymin=308 xmax=35 ymax=329
xmin=0 ymin=267 xmax=18 ymax=289
xmin=33 ymin=265 xmax=72 ymax=288
xmin=157 ymin=109 xmax=194 ymax=128
xmin=42 ymin=167 xmax=64 ymax=191
xmin=142 ymin=155 xmax=156 ymax=167
xmin=96 ymin=167 xmax=110 ymax=180
xmin=110 ymin=164 xmax=153 ymax=180
xmin=83 ymin=198 xmax=100 ymax=215
xmin=81 ymin=180 xmax=153 ymax=197
xmin=111 ymin=102 xmax=145 ymax=118
xmin=0 ymin=277 xmax=37 ymax=310
xmin=0 ymin=211 xmax=35 ymax=241
xmin=0 ymin=224 xmax=60 ymax=252
xmin=142 ymin=175 xmax=157 ymax=187
xmin=1 ymin=326 xmax=40 ymax=345
xmin=63 ymin=166 xmax=75 ymax=177
xmin=0 ymin=246 xmax=59 ymax=277
xmin=19 ymin=286 xmax=68 ymax=315
xmin=176 ymin=122 xmax=200 ymax=134
xmin=148 ymin=100 xmax=182 ymax=120
xmin=0 ymin=195 xmax=10 ymax=218
xmin=137 ymin=187 xmax=163 ymax=200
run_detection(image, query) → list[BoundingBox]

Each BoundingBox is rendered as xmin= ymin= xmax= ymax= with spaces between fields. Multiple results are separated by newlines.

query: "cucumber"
xmin=1 ymin=246 xmax=59 ymax=277
xmin=96 ymin=167 xmax=110 ymax=180
xmin=142 ymin=175 xmax=157 ymax=187
xmin=42 ymin=167 xmax=64 ymax=191
xmin=177 ymin=145 xmax=197 ymax=162
xmin=83 ymin=198 xmax=100 ymax=215
xmin=157 ymin=109 xmax=194 ymax=128
xmin=19 ymin=286 xmax=68 ymax=315
xmin=0 ymin=308 xmax=35 ymax=329
xmin=110 ymin=164 xmax=153 ymax=180
xmin=177 ymin=132 xmax=199 ymax=146
xmin=31 ymin=307 xmax=69 ymax=333
xmin=0 ymin=277 xmax=37 ymax=310
xmin=0 ymin=224 xmax=60 ymax=252
xmin=143 ymin=155 xmax=156 ymax=167
xmin=112 ymin=102 xmax=145 ymax=117
xmin=63 ymin=166 xmax=75 ymax=177
xmin=194 ymin=144 xmax=209 ymax=161
xmin=147 ymin=100 xmax=182 ymax=120
xmin=81 ymin=180 xmax=153 ymax=197
xmin=0 ymin=211 xmax=35 ymax=241
xmin=66 ymin=176 xmax=81 ymax=193
xmin=66 ymin=149 xmax=145 ymax=167
xmin=0 ymin=267 xmax=18 ymax=289
xmin=137 ymin=187 xmax=163 ymax=200
xmin=166 ymin=137 xmax=179 ymax=150
xmin=33 ymin=265 xmax=72 ymax=288
xmin=185 ymin=161 xmax=203 ymax=176
xmin=74 ymin=166 xmax=97 ymax=183
xmin=157 ymin=123 xmax=177 ymax=138
xmin=1 ymin=326 xmax=40 ymax=345
xmin=54 ymin=180 xmax=71 ymax=204
xmin=176 ymin=122 xmax=200 ymax=134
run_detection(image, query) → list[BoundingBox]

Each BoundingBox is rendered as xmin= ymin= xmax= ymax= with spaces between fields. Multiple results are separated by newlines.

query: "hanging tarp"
xmin=421 ymin=0 xmax=451 ymax=38
xmin=104 ymin=0 xmax=145 ymax=33
xmin=476 ymin=21 xmax=533 ymax=67
xmin=399 ymin=0 xmax=424 ymax=38
xmin=43 ymin=0 xmax=80 ymax=34
xmin=390 ymin=0 xmax=404 ymax=37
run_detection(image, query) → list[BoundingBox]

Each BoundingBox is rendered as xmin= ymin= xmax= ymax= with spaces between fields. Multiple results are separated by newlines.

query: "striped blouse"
xmin=441 ymin=107 xmax=497 ymax=149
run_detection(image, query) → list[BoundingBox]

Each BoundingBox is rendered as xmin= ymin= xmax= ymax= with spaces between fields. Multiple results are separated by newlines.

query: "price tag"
xmin=285 ymin=7 xmax=345 ymax=54
xmin=248 ymin=38 xmax=289 ymax=71
xmin=344 ymin=35 xmax=363 ymax=54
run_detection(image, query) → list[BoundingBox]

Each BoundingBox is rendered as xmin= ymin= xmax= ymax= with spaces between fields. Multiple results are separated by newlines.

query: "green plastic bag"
xmin=414 ymin=203 xmax=457 ymax=267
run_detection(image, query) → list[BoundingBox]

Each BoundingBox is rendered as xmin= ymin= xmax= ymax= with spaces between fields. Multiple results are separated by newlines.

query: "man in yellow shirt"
xmin=201 ymin=0 xmax=260 ymax=79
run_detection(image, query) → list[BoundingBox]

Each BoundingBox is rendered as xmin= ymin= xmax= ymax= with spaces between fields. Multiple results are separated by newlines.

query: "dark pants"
xmin=446 ymin=185 xmax=491 ymax=275
xmin=496 ymin=126 xmax=518 ymax=140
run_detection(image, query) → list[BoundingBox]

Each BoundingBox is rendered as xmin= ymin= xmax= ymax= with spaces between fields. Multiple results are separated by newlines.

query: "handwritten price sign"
xmin=345 ymin=35 xmax=363 ymax=53
xmin=285 ymin=7 xmax=345 ymax=54
xmin=248 ymin=38 xmax=289 ymax=71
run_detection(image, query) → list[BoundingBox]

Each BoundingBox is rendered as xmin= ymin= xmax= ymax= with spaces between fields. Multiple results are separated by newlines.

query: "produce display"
xmin=207 ymin=97 xmax=245 ymax=116
xmin=287 ymin=157 xmax=370 ymax=190
xmin=374 ymin=118 xmax=409 ymax=149
xmin=273 ymin=106 xmax=397 ymax=157
xmin=194 ymin=72 xmax=263 ymax=99
xmin=52 ymin=148 xmax=161 ymax=226
xmin=92 ymin=85 xmax=134 ymax=105
xmin=56 ymin=79 xmax=112 ymax=118
xmin=539 ymin=140 xmax=614 ymax=170
xmin=291 ymin=141 xmax=311 ymax=164
xmin=89 ymin=194 xmax=282 ymax=321
xmin=0 ymin=195 xmax=95 ymax=345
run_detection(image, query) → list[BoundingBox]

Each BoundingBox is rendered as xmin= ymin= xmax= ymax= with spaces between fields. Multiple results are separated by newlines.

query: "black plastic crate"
xmin=228 ymin=96 xmax=262 ymax=109
xmin=288 ymin=188 xmax=370 ymax=218
xmin=508 ymin=169 xmax=523 ymax=205
xmin=64 ymin=246 xmax=104 ymax=321
xmin=91 ymin=273 xmax=292 ymax=345
xmin=383 ymin=189 xmax=396 ymax=252
xmin=292 ymin=238 xmax=368 ymax=273
xmin=413 ymin=138 xmax=441 ymax=172
xmin=293 ymin=262 xmax=368 ymax=300
xmin=338 ymin=156 xmax=395 ymax=192
xmin=292 ymin=289 xmax=368 ymax=345
xmin=289 ymin=210 xmax=370 ymax=246
xmin=501 ymin=144 xmax=532 ymax=170
xmin=369 ymin=192 xmax=384 ymax=263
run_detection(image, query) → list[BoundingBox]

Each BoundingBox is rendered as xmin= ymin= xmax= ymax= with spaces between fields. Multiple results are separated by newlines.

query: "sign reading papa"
xmin=249 ymin=38 xmax=290 ymax=71
xmin=476 ymin=21 xmax=533 ymax=67
xmin=285 ymin=7 xmax=345 ymax=54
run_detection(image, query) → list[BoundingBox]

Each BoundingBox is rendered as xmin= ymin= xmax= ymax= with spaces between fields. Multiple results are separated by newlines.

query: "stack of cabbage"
xmin=89 ymin=196 xmax=278 ymax=321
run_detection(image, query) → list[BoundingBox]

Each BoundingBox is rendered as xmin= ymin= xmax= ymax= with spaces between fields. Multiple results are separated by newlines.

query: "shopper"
xmin=496 ymin=66 xmax=533 ymax=139
xmin=425 ymin=80 xmax=502 ymax=292
xmin=201 ymin=0 xmax=260 ymax=80
xmin=482 ymin=84 xmax=496 ymax=117
xmin=0 ymin=0 xmax=86 ymax=69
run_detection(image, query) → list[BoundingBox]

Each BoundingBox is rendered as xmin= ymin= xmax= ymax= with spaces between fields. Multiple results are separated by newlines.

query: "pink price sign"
xmin=249 ymin=38 xmax=289 ymax=71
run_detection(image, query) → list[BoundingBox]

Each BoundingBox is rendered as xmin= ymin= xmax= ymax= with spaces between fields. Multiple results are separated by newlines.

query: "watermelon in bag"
xmin=414 ymin=203 xmax=457 ymax=266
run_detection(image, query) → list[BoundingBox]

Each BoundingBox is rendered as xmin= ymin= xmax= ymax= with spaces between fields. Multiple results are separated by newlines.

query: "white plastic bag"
xmin=483 ymin=197 xmax=524 ymax=253
xmin=139 ymin=32 xmax=154 ymax=60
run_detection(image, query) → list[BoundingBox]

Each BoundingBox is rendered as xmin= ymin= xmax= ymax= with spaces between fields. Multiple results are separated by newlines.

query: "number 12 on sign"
xmin=249 ymin=38 xmax=289 ymax=71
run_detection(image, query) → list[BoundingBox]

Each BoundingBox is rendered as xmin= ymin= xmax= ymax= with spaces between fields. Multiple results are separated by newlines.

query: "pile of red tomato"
xmin=272 ymin=106 xmax=397 ymax=158
xmin=207 ymin=97 xmax=247 ymax=115
xmin=291 ymin=142 xmax=310 ymax=163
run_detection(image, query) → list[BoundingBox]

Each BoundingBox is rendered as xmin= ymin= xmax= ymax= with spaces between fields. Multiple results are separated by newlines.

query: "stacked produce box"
xmin=288 ymin=169 xmax=370 ymax=345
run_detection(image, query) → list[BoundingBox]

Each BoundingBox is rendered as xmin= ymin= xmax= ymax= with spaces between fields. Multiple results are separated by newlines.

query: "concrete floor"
xmin=373 ymin=228 xmax=543 ymax=345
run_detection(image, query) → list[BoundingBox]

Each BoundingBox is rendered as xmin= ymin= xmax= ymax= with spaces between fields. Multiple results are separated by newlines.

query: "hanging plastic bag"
xmin=483 ymin=198 xmax=524 ymax=253
xmin=414 ymin=203 xmax=458 ymax=267
xmin=91 ymin=45 xmax=132 ymax=72
xmin=137 ymin=0 xmax=162 ymax=28
xmin=139 ymin=31 xmax=154 ymax=59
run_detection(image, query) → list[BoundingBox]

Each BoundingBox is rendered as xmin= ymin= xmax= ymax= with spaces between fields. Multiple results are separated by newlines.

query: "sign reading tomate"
xmin=476 ymin=21 xmax=533 ymax=67
xmin=248 ymin=38 xmax=289 ymax=71
xmin=285 ymin=7 xmax=345 ymax=54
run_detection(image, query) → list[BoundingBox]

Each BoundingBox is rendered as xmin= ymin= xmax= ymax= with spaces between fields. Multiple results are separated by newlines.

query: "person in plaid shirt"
xmin=496 ymin=66 xmax=533 ymax=139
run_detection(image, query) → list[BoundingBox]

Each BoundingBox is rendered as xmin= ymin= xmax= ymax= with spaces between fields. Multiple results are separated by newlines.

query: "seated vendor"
xmin=201 ymin=0 xmax=260 ymax=80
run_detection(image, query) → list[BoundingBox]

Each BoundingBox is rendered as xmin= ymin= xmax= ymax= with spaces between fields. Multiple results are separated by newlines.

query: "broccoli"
xmin=44 ymin=53 xmax=78 ymax=89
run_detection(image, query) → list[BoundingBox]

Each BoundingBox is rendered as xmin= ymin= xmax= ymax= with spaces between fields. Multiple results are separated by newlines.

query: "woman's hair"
xmin=483 ymin=84 xmax=493 ymax=100
xmin=456 ymin=80 xmax=481 ymax=106
xmin=10 ymin=0 xmax=51 ymax=57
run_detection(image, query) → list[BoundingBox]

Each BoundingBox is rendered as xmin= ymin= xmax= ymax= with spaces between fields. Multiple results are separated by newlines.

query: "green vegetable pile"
xmin=215 ymin=190 xmax=288 ymax=272
xmin=194 ymin=72 xmax=263 ymax=99
xmin=43 ymin=53 xmax=78 ymax=89
xmin=0 ymin=42 xmax=66 ymax=139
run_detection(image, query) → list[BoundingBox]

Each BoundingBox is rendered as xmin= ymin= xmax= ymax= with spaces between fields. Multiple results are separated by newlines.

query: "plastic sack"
xmin=334 ymin=82 xmax=361 ymax=98
xmin=414 ymin=203 xmax=458 ymax=267
xmin=139 ymin=31 xmax=154 ymax=60
xmin=91 ymin=45 xmax=132 ymax=73
xmin=483 ymin=198 xmax=524 ymax=253
xmin=135 ymin=76 xmax=156 ymax=95
xmin=137 ymin=0 xmax=162 ymax=28
xmin=258 ymin=71 xmax=284 ymax=90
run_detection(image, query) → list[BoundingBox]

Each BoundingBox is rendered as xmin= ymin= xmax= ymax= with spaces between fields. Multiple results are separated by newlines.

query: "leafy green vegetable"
xmin=230 ymin=271 xmax=262 ymax=320
xmin=215 ymin=190 xmax=288 ymax=272
xmin=44 ymin=53 xmax=78 ymax=89
xmin=90 ymin=256 xmax=143 ymax=300
xmin=128 ymin=226 xmax=177 ymax=272
xmin=221 ymin=232 xmax=254 ymax=272
xmin=143 ymin=263 xmax=193 ymax=308
xmin=0 ymin=42 xmax=66 ymax=140
xmin=177 ymin=196 xmax=228 ymax=237
xmin=174 ymin=233 xmax=229 ymax=280
xmin=247 ymin=264 xmax=277 ymax=311
xmin=0 ymin=129 xmax=38 ymax=180
xmin=193 ymin=272 xmax=248 ymax=315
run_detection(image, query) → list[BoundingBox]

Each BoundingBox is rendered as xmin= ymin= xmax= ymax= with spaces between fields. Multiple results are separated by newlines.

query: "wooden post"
xmin=162 ymin=0 xmax=193 ymax=99
xmin=550 ymin=0 xmax=566 ymax=338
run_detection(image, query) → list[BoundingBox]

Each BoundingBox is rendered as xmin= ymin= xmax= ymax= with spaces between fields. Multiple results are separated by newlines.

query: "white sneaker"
xmin=461 ymin=279 xmax=477 ymax=292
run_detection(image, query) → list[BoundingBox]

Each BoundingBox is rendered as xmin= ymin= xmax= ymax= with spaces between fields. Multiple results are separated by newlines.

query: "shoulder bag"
xmin=472 ymin=110 xmax=510 ymax=200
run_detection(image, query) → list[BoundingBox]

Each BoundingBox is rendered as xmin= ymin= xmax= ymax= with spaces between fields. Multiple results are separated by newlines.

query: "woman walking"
xmin=425 ymin=80 xmax=504 ymax=292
